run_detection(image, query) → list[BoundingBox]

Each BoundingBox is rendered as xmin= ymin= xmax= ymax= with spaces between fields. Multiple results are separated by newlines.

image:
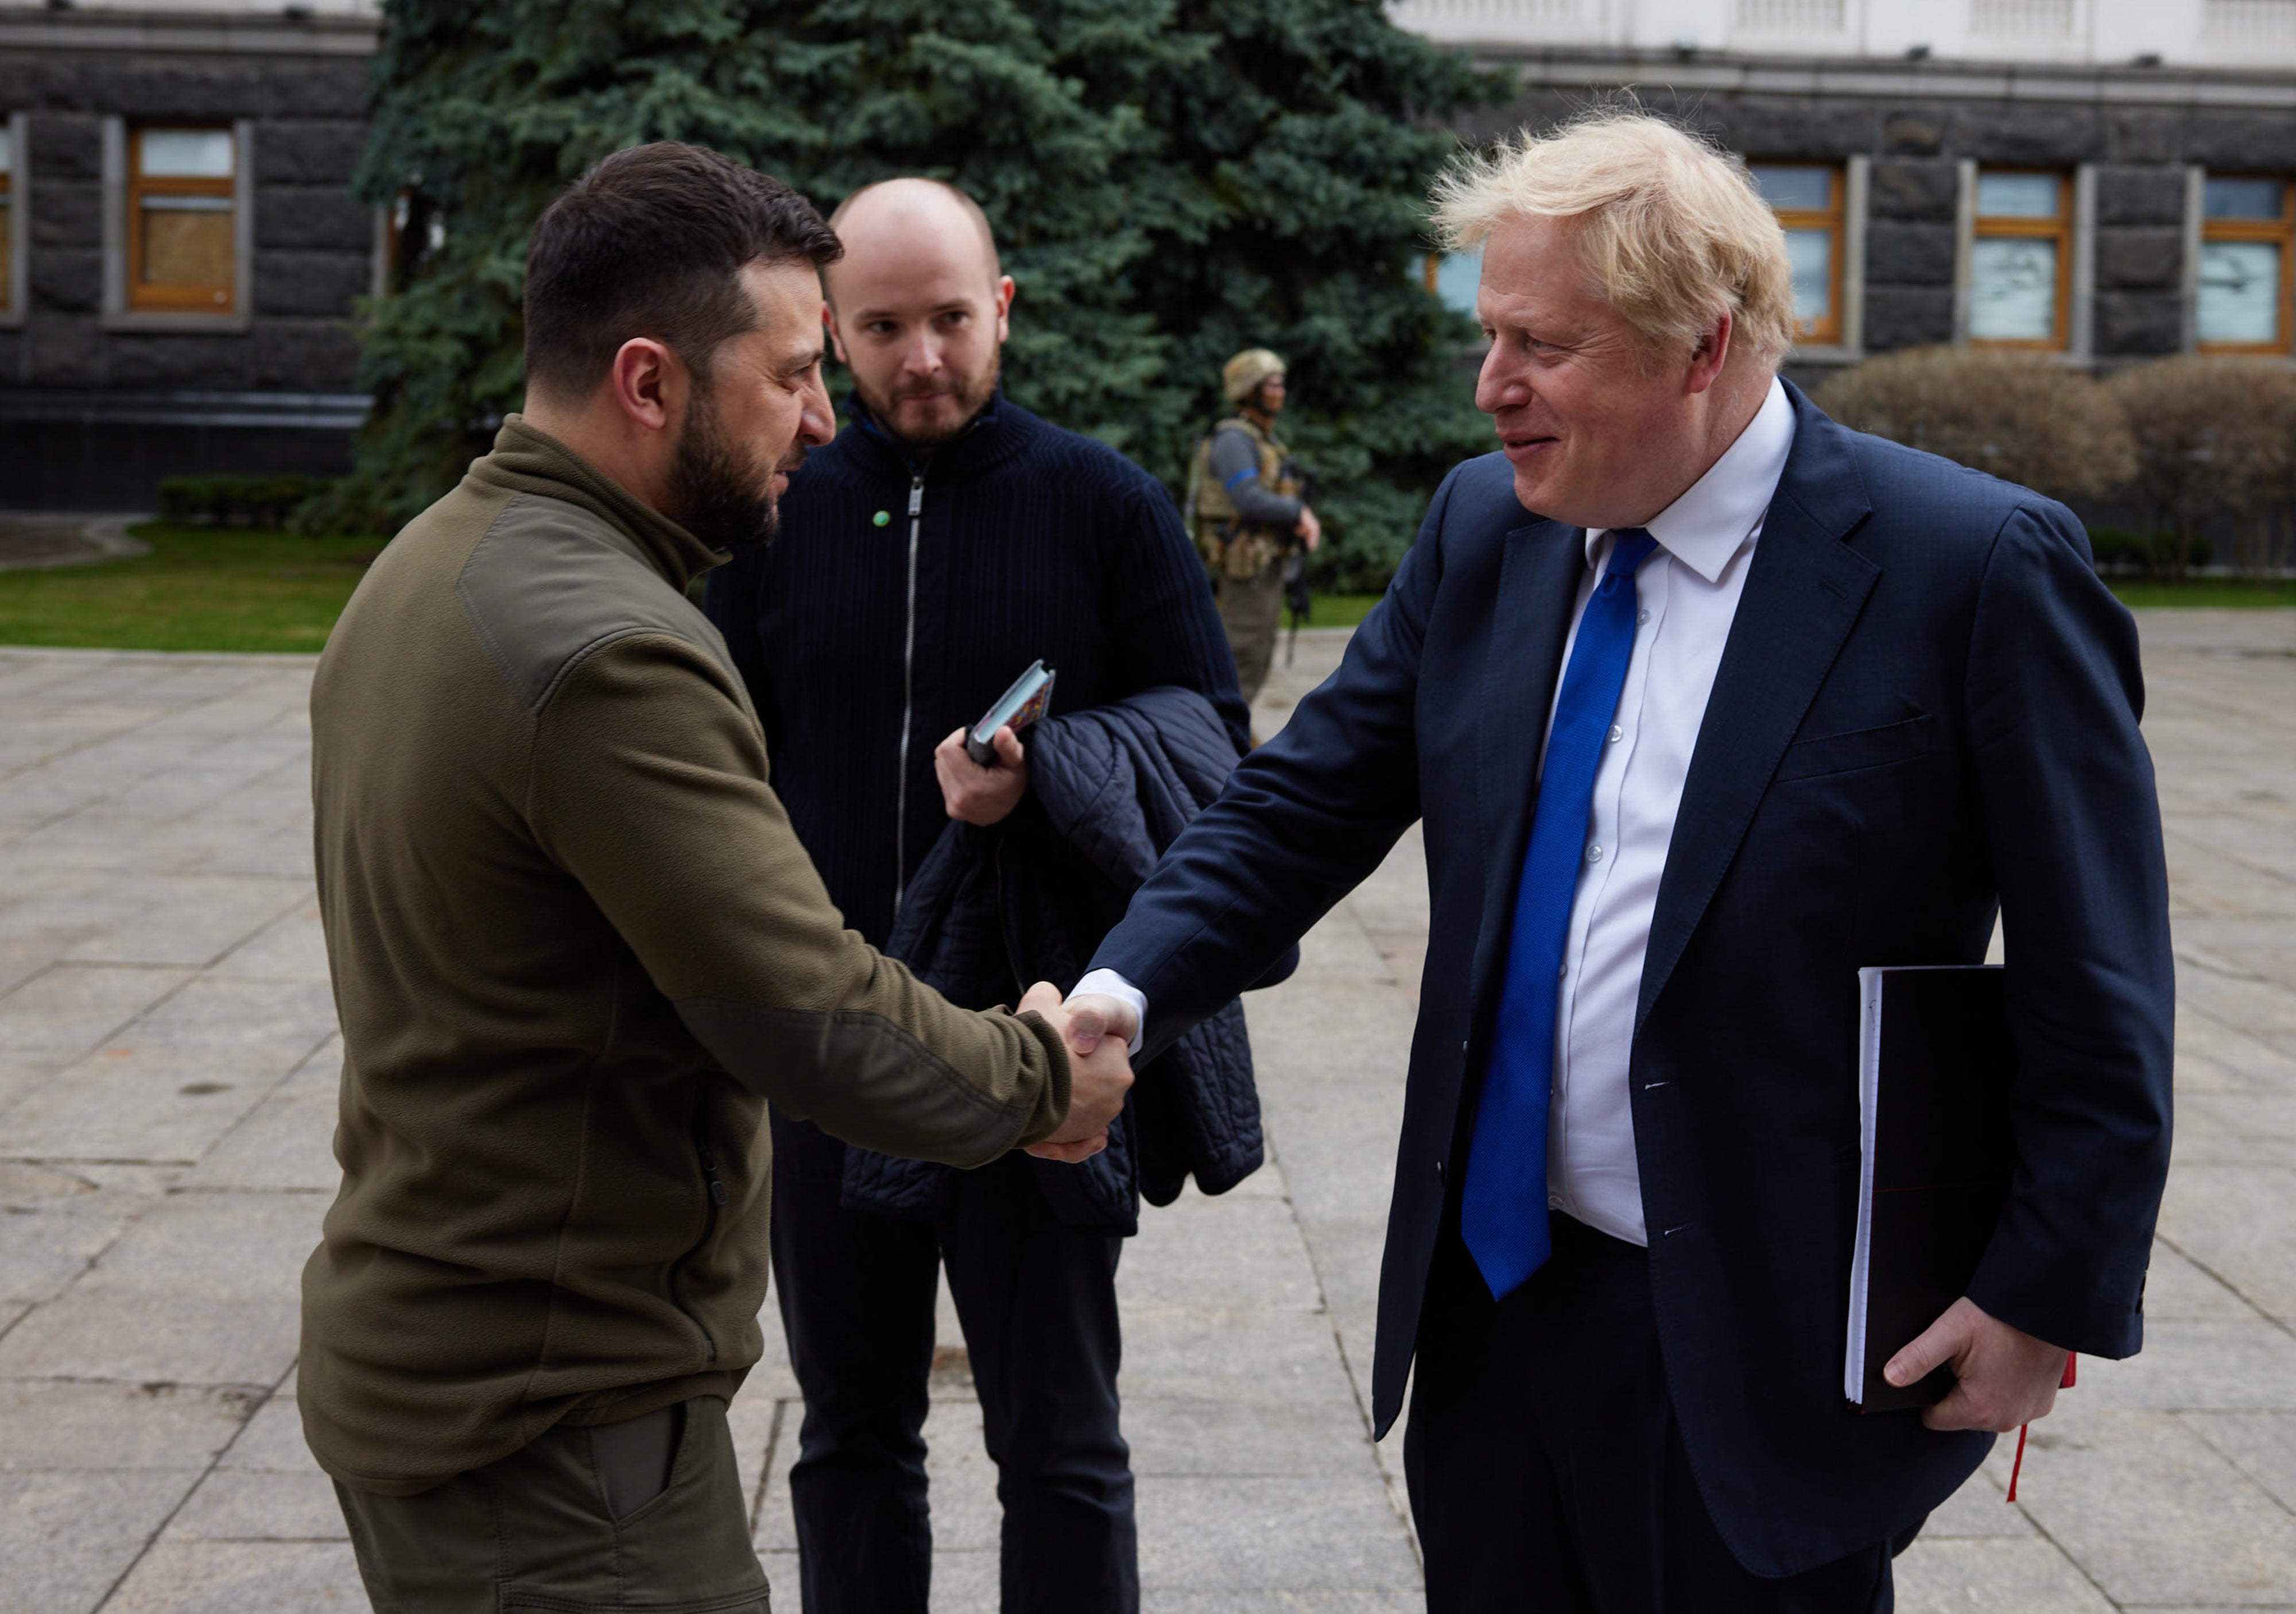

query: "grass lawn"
xmin=0 ymin=531 xmax=2287 ymax=656
xmin=0 ymin=523 xmax=381 ymax=653
xmin=1306 ymin=593 xmax=1387 ymax=628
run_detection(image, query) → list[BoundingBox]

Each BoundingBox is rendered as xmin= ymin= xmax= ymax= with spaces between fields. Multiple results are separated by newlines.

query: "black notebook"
xmin=1845 ymin=965 xmax=2018 ymax=1412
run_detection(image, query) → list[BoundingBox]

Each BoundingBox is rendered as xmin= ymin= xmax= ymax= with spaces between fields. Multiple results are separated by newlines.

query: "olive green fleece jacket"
xmin=301 ymin=418 xmax=1072 ymax=1496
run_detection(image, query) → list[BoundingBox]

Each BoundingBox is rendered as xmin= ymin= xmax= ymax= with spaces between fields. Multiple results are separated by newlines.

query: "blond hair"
xmin=1430 ymin=111 xmax=1797 ymax=370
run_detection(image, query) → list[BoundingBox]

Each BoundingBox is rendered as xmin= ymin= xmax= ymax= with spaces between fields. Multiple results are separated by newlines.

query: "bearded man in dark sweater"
xmin=704 ymin=178 xmax=1247 ymax=1614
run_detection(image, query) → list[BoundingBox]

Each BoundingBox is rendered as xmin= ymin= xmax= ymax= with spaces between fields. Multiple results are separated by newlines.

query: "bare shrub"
xmin=2104 ymin=357 xmax=2296 ymax=580
xmin=1815 ymin=347 xmax=2135 ymax=505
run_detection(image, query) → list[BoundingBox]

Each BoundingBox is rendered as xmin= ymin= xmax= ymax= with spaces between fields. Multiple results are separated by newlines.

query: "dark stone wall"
xmin=0 ymin=416 xmax=355 ymax=509
xmin=1 ymin=44 xmax=371 ymax=405
xmin=1458 ymin=73 xmax=2278 ymax=363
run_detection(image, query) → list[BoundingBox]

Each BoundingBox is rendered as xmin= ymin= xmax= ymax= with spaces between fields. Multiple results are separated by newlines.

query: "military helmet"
xmin=1221 ymin=348 xmax=1286 ymax=404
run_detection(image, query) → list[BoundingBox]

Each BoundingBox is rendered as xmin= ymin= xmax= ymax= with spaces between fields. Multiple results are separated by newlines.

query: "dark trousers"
xmin=337 ymin=1397 xmax=767 ymax=1613
xmin=1406 ymin=1215 xmax=1905 ymax=1614
xmin=770 ymin=1113 xmax=1137 ymax=1614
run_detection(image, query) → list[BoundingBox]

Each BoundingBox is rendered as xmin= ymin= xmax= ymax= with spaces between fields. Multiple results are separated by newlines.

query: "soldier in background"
xmin=1188 ymin=349 xmax=1321 ymax=708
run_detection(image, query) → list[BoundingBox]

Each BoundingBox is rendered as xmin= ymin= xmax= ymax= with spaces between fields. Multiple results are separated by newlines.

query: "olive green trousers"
xmin=1217 ymin=563 xmax=1287 ymax=707
xmin=335 ymin=1396 xmax=770 ymax=1613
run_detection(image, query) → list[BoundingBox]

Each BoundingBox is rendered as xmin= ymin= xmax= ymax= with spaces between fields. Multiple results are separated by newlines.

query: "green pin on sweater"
xmin=872 ymin=510 xmax=891 ymax=528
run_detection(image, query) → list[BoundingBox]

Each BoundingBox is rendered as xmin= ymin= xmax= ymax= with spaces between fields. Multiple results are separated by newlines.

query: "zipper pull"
xmin=699 ymin=1146 xmax=729 ymax=1207
xmin=908 ymin=477 xmax=924 ymax=518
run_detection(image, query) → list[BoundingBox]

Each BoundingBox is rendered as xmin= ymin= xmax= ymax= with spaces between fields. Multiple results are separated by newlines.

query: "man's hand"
xmin=1295 ymin=506 xmax=1322 ymax=554
xmin=1060 ymin=992 xmax=1141 ymax=1058
xmin=1014 ymin=982 xmax=1133 ymax=1163
xmin=934 ymin=725 xmax=1027 ymax=826
xmin=1885 ymin=1296 xmax=2069 ymax=1433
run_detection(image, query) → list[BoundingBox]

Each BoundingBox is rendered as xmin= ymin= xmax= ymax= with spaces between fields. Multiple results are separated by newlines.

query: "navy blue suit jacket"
xmin=1087 ymin=383 xmax=2175 ymax=1576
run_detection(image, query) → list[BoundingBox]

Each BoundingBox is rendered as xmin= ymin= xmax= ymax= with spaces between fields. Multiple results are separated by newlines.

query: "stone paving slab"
xmin=0 ymin=613 xmax=2290 ymax=1611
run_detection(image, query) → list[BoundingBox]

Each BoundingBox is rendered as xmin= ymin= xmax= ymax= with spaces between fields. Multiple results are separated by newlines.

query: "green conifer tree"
xmin=327 ymin=0 xmax=1504 ymax=589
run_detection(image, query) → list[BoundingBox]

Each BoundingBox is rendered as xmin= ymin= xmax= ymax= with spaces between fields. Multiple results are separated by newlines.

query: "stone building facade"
xmin=7 ymin=0 xmax=2296 ymax=508
xmin=0 ymin=5 xmax=377 ymax=508
xmin=1448 ymin=51 xmax=2296 ymax=385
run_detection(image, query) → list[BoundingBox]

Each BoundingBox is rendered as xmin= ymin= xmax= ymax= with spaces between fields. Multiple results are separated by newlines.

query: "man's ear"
xmin=993 ymin=274 xmax=1016 ymax=346
xmin=1685 ymin=309 xmax=1735 ymax=396
xmin=607 ymin=336 xmax=681 ymax=433
xmin=822 ymin=300 xmax=851 ymax=367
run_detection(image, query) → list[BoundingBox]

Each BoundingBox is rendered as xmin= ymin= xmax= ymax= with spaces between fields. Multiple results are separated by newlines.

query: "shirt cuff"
xmin=1068 ymin=969 xmax=1147 ymax=1058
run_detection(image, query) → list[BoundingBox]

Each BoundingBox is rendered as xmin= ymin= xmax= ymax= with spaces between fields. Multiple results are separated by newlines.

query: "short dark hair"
xmin=524 ymin=142 xmax=842 ymax=401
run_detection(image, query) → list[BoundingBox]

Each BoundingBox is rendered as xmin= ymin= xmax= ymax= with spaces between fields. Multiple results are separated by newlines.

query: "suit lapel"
xmin=1635 ymin=392 xmax=1880 ymax=1031
xmin=1467 ymin=517 xmax=1586 ymax=1021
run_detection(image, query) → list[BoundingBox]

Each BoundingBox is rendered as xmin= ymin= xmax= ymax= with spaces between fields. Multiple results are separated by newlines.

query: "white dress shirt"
xmin=1075 ymin=378 xmax=1797 ymax=1248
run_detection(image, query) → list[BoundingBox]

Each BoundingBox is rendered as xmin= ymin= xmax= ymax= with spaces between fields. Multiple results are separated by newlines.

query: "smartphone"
xmin=967 ymin=660 xmax=1057 ymax=765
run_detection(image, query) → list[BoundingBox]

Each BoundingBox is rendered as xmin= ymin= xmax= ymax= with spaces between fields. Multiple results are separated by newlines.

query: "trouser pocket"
xmin=336 ymin=1396 xmax=769 ymax=1612
xmin=591 ymin=1401 xmax=682 ymax=1520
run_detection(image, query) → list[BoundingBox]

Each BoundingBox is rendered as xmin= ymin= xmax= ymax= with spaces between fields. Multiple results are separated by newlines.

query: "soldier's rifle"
xmin=1284 ymin=465 xmax=1316 ymax=667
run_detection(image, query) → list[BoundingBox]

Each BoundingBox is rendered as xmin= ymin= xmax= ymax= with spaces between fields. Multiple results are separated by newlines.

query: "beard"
xmin=855 ymin=348 xmax=1002 ymax=451
xmin=666 ymin=385 xmax=784 ymax=554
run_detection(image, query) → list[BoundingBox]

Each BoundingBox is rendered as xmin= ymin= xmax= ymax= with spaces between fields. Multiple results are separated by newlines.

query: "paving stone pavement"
xmin=0 ymin=610 xmax=2290 ymax=1612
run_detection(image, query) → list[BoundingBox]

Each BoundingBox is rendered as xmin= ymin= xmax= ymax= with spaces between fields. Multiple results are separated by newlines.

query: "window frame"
xmin=1967 ymin=168 xmax=2074 ymax=352
xmin=0 ymin=113 xmax=22 ymax=327
xmin=2196 ymin=173 xmax=2295 ymax=357
xmin=1750 ymin=160 xmax=1847 ymax=349
xmin=126 ymin=123 xmax=239 ymax=316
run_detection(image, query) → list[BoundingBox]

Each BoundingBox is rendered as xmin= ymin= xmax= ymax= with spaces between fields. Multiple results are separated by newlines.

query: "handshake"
xmin=1013 ymin=986 xmax=1145 ymax=1164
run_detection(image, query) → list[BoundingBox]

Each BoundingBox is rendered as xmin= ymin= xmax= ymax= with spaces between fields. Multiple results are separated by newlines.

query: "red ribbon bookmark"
xmin=2005 ymin=1354 xmax=2077 ymax=1504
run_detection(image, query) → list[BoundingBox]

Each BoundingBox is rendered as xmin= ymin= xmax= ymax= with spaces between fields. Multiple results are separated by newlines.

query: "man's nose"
xmin=903 ymin=332 xmax=943 ymax=376
xmin=1475 ymin=342 xmax=1526 ymax=416
xmin=800 ymin=373 xmax=835 ymax=447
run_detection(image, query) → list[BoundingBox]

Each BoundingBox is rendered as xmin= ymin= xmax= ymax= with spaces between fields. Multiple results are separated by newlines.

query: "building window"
xmin=1969 ymin=171 xmax=2071 ymax=348
xmin=1736 ymin=0 xmax=1844 ymax=30
xmin=1751 ymin=164 xmax=1843 ymax=346
xmin=127 ymin=126 xmax=237 ymax=315
xmin=0 ymin=123 xmax=12 ymax=315
xmin=1971 ymin=0 xmax=2076 ymax=36
xmin=2205 ymin=0 xmax=2296 ymax=45
xmin=2198 ymin=176 xmax=2293 ymax=352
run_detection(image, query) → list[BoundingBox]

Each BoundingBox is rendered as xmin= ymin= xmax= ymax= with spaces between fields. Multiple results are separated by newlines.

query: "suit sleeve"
xmin=1087 ymin=466 xmax=1460 ymax=1060
xmin=1104 ymin=471 xmax=1252 ymax=753
xmin=1961 ymin=502 xmax=2174 ymax=1359
xmin=526 ymin=632 xmax=1071 ymax=1164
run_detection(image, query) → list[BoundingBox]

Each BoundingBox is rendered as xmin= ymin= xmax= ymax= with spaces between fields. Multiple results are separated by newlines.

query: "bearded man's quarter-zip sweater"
xmin=301 ymin=417 xmax=1073 ymax=1496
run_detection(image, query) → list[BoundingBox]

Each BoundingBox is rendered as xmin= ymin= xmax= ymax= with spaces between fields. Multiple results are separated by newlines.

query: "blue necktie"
xmin=1462 ymin=529 xmax=1660 ymax=1301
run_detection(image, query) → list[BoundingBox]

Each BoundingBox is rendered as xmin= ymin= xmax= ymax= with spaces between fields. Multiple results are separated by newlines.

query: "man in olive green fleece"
xmin=302 ymin=142 xmax=1132 ymax=1613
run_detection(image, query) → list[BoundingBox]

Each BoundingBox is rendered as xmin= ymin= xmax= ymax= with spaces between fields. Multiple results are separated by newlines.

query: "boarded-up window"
xmin=129 ymin=126 xmax=237 ymax=314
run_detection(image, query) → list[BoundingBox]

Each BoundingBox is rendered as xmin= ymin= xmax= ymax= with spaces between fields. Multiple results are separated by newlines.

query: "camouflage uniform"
xmin=1188 ymin=351 xmax=1306 ymax=705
